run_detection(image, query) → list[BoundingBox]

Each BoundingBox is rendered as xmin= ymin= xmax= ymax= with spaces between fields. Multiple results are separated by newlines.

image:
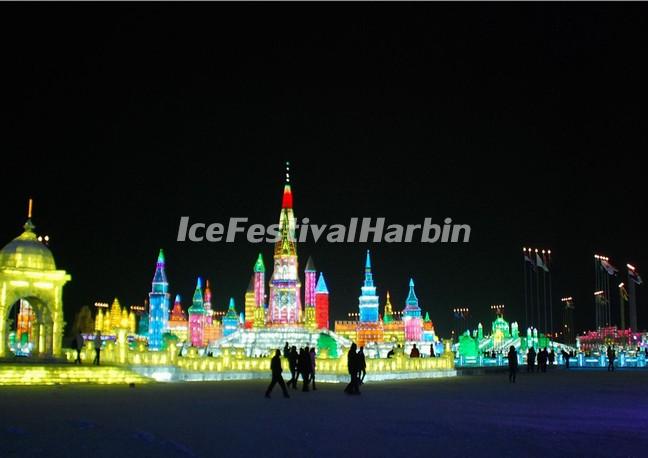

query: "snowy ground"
xmin=2 ymin=368 xmax=648 ymax=458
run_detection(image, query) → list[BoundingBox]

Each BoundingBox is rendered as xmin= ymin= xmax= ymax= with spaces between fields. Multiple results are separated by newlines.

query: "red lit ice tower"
xmin=268 ymin=163 xmax=302 ymax=325
xmin=244 ymin=276 xmax=255 ymax=329
xmin=315 ymin=273 xmax=329 ymax=330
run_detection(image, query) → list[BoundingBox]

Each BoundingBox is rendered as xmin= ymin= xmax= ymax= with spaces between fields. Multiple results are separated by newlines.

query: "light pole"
xmin=560 ymin=296 xmax=574 ymax=344
xmin=453 ymin=307 xmax=470 ymax=338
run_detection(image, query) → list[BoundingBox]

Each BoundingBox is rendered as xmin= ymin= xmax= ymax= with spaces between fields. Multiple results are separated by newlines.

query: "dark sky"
xmin=1 ymin=4 xmax=646 ymax=338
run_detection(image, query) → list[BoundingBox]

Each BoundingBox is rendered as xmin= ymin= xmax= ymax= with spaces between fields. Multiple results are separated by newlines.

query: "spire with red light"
xmin=282 ymin=161 xmax=293 ymax=209
xmin=268 ymin=162 xmax=301 ymax=324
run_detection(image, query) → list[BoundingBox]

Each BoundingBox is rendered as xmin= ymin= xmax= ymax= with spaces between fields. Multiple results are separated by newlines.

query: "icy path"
xmin=2 ymin=369 xmax=648 ymax=457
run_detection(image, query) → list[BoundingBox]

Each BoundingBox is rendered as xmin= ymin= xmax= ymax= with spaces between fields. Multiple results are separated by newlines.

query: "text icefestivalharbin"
xmin=177 ymin=217 xmax=471 ymax=244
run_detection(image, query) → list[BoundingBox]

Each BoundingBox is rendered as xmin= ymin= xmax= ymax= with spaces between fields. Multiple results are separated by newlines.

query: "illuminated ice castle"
xmin=69 ymin=164 xmax=439 ymax=358
xmin=203 ymin=164 xmax=343 ymax=356
xmin=334 ymin=252 xmax=439 ymax=354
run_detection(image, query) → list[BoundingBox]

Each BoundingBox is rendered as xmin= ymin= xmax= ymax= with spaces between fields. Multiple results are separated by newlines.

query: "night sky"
xmin=1 ymin=4 xmax=646 ymax=337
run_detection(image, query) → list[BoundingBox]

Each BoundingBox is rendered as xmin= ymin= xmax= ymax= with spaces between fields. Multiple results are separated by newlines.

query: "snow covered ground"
xmin=2 ymin=368 xmax=647 ymax=457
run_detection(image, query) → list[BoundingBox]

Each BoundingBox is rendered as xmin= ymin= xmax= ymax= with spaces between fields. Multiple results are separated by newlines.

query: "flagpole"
xmin=606 ymin=269 xmax=611 ymax=326
xmin=594 ymin=256 xmax=599 ymax=329
xmin=523 ymin=249 xmax=528 ymax=329
xmin=542 ymin=251 xmax=548 ymax=334
xmin=628 ymin=264 xmax=638 ymax=331
xmin=536 ymin=251 xmax=540 ymax=331
xmin=548 ymin=265 xmax=553 ymax=335
xmin=619 ymin=283 xmax=626 ymax=330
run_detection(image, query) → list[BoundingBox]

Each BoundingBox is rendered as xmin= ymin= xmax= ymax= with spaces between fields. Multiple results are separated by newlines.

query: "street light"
xmin=452 ymin=307 xmax=470 ymax=337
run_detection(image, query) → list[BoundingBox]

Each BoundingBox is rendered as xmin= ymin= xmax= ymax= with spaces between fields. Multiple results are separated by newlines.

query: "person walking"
xmin=357 ymin=346 xmax=367 ymax=384
xmin=300 ymin=347 xmax=311 ymax=392
xmin=92 ymin=331 xmax=102 ymax=366
xmin=344 ymin=343 xmax=360 ymax=395
xmin=548 ymin=349 xmax=555 ymax=367
xmin=607 ymin=346 xmax=616 ymax=372
xmin=309 ymin=346 xmax=317 ymax=391
xmin=288 ymin=346 xmax=298 ymax=389
xmin=507 ymin=345 xmax=518 ymax=383
xmin=265 ymin=349 xmax=290 ymax=399
xmin=527 ymin=347 xmax=536 ymax=373
xmin=562 ymin=349 xmax=570 ymax=369
xmin=538 ymin=348 xmax=547 ymax=373
xmin=74 ymin=332 xmax=84 ymax=364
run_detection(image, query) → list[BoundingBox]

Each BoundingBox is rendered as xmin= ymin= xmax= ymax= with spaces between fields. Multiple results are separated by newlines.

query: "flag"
xmin=536 ymin=253 xmax=549 ymax=272
xmin=629 ymin=268 xmax=643 ymax=285
xmin=523 ymin=252 xmax=537 ymax=271
xmin=620 ymin=285 xmax=629 ymax=301
xmin=600 ymin=259 xmax=619 ymax=276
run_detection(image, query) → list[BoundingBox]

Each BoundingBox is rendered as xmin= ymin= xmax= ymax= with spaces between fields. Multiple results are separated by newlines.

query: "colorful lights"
xmin=315 ymin=273 xmax=329 ymax=330
xmin=222 ymin=298 xmax=239 ymax=337
xmin=402 ymin=278 xmax=423 ymax=341
xmin=188 ymin=278 xmax=206 ymax=347
xmin=0 ymin=212 xmax=71 ymax=357
xmin=148 ymin=249 xmax=170 ymax=351
xmin=359 ymin=250 xmax=380 ymax=323
xmin=267 ymin=166 xmax=301 ymax=324
xmin=0 ymin=365 xmax=150 ymax=386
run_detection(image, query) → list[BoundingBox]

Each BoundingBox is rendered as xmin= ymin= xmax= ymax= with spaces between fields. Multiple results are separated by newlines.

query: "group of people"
xmin=561 ymin=349 xmax=575 ymax=368
xmin=507 ymin=346 xmax=558 ymax=383
xmin=284 ymin=343 xmax=317 ymax=391
xmin=526 ymin=347 xmax=555 ymax=373
xmin=409 ymin=344 xmax=438 ymax=358
xmin=265 ymin=342 xmax=317 ymax=398
xmin=344 ymin=343 xmax=366 ymax=395
xmin=72 ymin=331 xmax=103 ymax=366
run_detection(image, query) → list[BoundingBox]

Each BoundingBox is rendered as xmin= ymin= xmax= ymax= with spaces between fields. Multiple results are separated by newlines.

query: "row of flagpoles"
xmin=522 ymin=247 xmax=552 ymax=333
xmin=522 ymin=248 xmax=643 ymax=335
xmin=594 ymin=255 xmax=643 ymax=331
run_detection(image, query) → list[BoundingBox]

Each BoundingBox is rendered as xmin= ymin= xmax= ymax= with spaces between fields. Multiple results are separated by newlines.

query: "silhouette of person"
xmin=538 ymin=348 xmax=547 ymax=373
xmin=507 ymin=345 xmax=518 ymax=383
xmin=357 ymin=346 xmax=366 ymax=384
xmin=562 ymin=349 xmax=570 ymax=369
xmin=607 ymin=346 xmax=615 ymax=372
xmin=283 ymin=342 xmax=290 ymax=358
xmin=92 ymin=331 xmax=102 ymax=366
xmin=344 ymin=343 xmax=360 ymax=395
xmin=299 ymin=347 xmax=311 ymax=391
xmin=74 ymin=332 xmax=84 ymax=364
xmin=527 ymin=347 xmax=536 ymax=373
xmin=288 ymin=346 xmax=299 ymax=389
xmin=410 ymin=344 xmax=420 ymax=358
xmin=309 ymin=347 xmax=317 ymax=390
xmin=430 ymin=344 xmax=436 ymax=358
xmin=386 ymin=348 xmax=395 ymax=358
xmin=265 ymin=349 xmax=290 ymax=398
xmin=548 ymin=349 xmax=555 ymax=367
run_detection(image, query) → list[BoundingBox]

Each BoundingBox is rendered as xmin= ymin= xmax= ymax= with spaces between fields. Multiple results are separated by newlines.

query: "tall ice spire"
xmin=359 ymin=250 xmax=379 ymax=323
xmin=148 ymin=249 xmax=170 ymax=351
xmin=268 ymin=162 xmax=302 ymax=324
